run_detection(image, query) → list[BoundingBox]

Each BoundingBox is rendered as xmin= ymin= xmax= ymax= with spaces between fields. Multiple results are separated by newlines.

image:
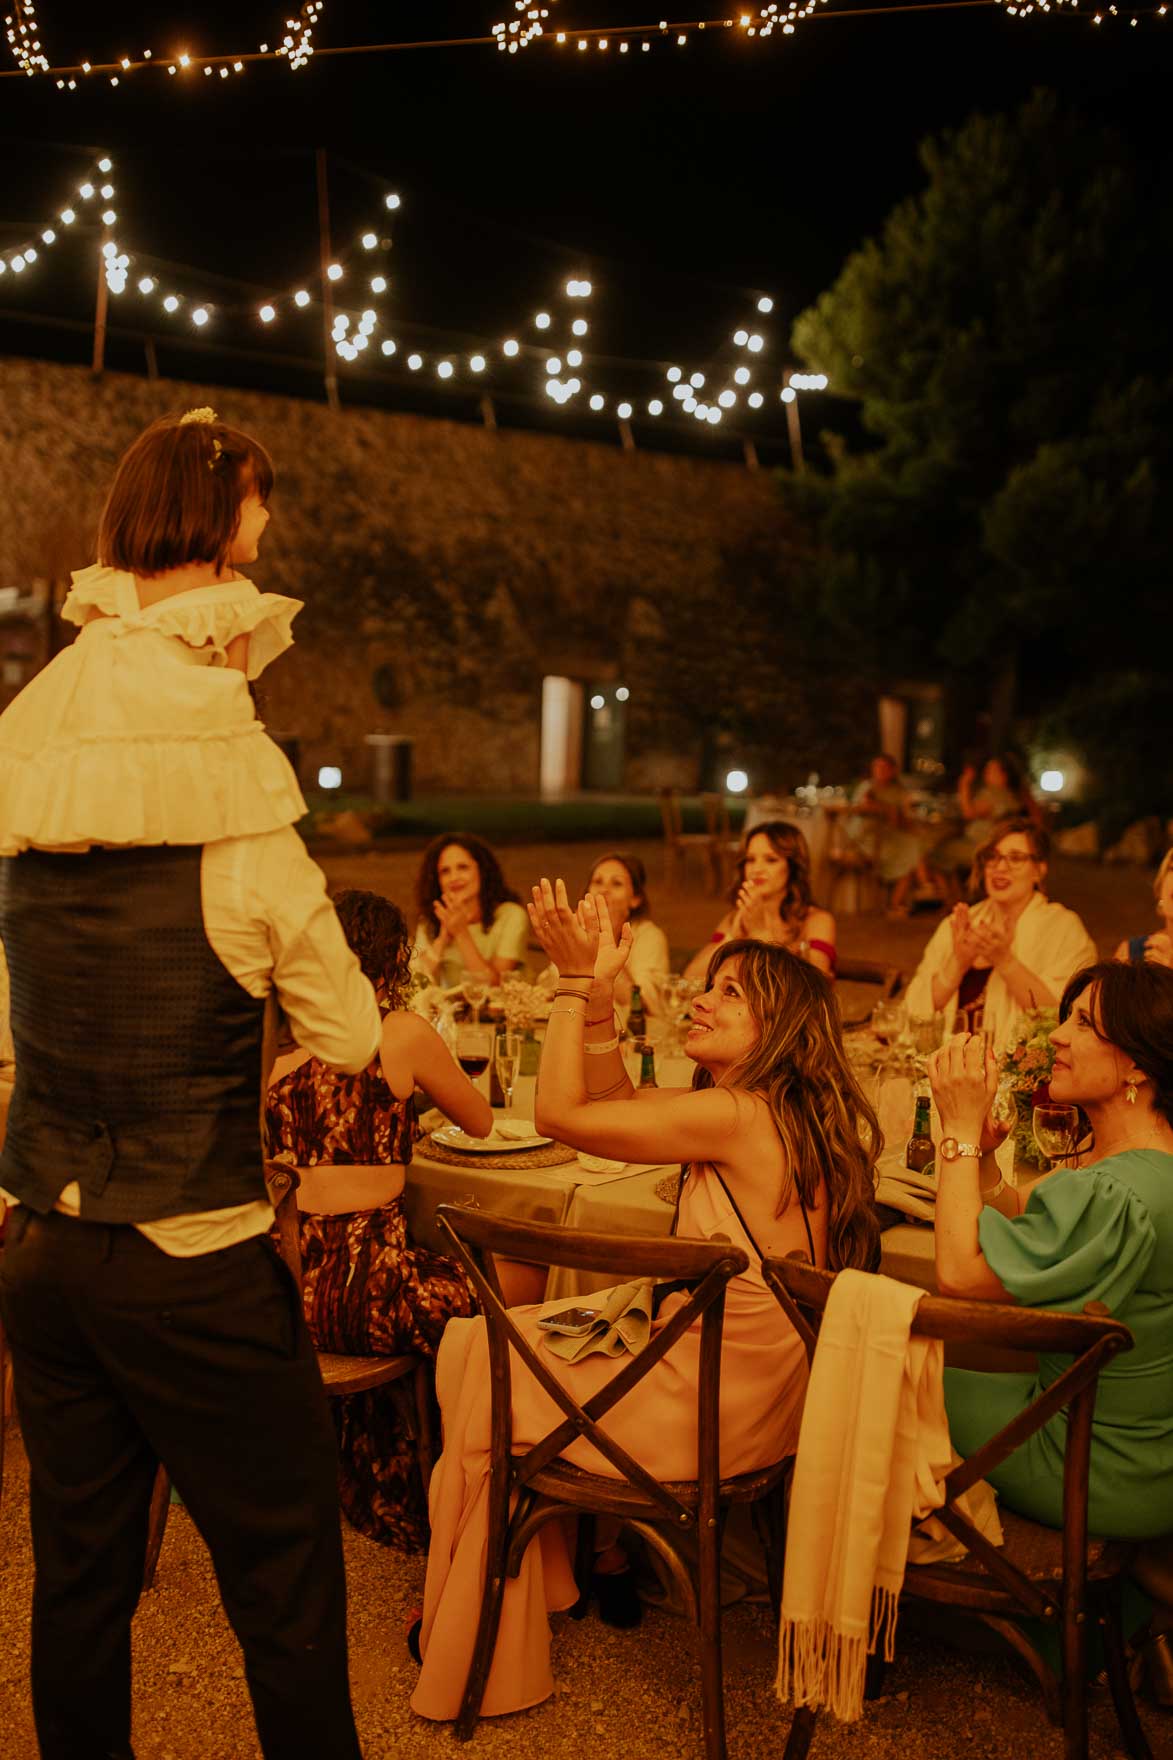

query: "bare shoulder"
xmin=805 ymin=905 xmax=836 ymax=941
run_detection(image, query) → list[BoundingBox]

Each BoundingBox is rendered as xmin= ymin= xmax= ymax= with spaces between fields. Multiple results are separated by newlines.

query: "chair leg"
xmin=454 ymin=1559 xmax=511 ymax=1742
xmin=141 ymin=1462 xmax=171 ymax=1592
xmin=412 ymin=1361 xmax=436 ymax=1495
xmin=751 ymin=1474 xmax=789 ymax=1620
xmin=697 ymin=1508 xmax=727 ymax=1760
xmin=1061 ymin=1593 xmax=1091 ymax=1760
xmin=1098 ymin=1591 xmax=1154 ymax=1760
xmin=784 ymin=1706 xmax=819 ymax=1759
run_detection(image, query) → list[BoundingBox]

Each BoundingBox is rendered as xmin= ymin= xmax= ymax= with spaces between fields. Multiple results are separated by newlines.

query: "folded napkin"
xmin=540 ymin=1280 xmax=654 ymax=1362
xmin=576 ymin=1152 xmax=627 ymax=1173
xmin=496 ymin=1117 xmax=539 ymax=1141
xmin=874 ymin=1159 xmax=937 ymax=1223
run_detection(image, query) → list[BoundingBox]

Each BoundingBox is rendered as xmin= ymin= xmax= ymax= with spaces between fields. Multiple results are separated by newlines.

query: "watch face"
xmin=940 ymin=1138 xmax=959 ymax=1162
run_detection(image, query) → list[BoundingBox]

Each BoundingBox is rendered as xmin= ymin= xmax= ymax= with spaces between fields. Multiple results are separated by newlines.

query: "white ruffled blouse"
xmin=0 ymin=565 xmax=307 ymax=854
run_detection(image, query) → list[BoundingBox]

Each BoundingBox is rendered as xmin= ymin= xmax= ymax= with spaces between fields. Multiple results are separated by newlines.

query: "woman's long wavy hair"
xmin=728 ymin=821 xmax=814 ymax=933
xmin=691 ymin=939 xmax=880 ymax=1271
xmin=415 ymin=832 xmax=519 ymax=941
xmin=332 ymin=889 xmax=412 ymax=1010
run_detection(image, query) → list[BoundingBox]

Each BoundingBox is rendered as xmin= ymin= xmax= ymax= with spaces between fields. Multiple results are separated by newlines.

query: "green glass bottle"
xmin=638 ymin=1043 xmax=657 ymax=1089
xmin=627 ymin=984 xmax=647 ymax=1040
xmin=905 ymin=1092 xmax=934 ymax=1174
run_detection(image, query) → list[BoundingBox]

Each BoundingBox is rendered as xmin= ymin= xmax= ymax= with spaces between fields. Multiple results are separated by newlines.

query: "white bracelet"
xmin=583 ymin=1034 xmax=621 ymax=1055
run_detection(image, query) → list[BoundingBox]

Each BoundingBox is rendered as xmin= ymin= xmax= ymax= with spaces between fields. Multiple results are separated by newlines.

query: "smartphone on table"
xmin=536 ymin=1306 xmax=601 ymax=1336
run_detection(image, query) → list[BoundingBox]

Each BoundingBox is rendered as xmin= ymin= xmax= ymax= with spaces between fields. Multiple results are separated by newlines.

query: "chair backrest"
xmin=436 ymin=1204 xmax=747 ymax=1528
xmin=701 ymin=793 xmax=730 ymax=843
xmin=264 ymin=1159 xmax=304 ymax=1292
xmin=762 ymin=1255 xmax=1134 ymax=1616
xmin=659 ymin=786 xmax=683 ymax=845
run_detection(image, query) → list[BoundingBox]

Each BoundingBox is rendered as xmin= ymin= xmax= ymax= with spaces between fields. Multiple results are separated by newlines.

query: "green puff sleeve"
xmin=978 ymin=1169 xmax=1157 ymax=1316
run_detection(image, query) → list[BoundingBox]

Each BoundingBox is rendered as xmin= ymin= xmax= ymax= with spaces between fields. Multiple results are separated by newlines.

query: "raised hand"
xmin=971 ymin=911 xmax=1014 ymax=971
xmin=733 ymin=882 xmax=777 ymax=941
xmin=576 ymin=891 xmax=633 ymax=985
xmin=1145 ymin=932 xmax=1173 ymax=970
xmin=949 ymin=903 xmax=984 ymax=971
xmin=527 ymin=878 xmax=603 ymax=977
xmin=435 ymin=895 xmax=473 ymax=940
xmin=928 ymin=1032 xmax=998 ymax=1142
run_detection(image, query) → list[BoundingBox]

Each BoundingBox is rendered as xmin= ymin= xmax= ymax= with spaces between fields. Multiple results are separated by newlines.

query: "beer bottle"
xmin=638 ymin=1042 xmax=657 ymax=1088
xmin=905 ymin=1092 xmax=934 ymax=1174
xmin=627 ymin=984 xmax=647 ymax=1040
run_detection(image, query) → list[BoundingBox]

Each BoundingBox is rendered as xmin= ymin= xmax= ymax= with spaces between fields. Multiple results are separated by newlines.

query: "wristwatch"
xmin=939 ymin=1138 xmax=982 ymax=1162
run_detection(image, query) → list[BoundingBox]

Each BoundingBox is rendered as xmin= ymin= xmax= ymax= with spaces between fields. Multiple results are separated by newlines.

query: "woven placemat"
xmin=417 ymin=1132 xmax=578 ymax=1171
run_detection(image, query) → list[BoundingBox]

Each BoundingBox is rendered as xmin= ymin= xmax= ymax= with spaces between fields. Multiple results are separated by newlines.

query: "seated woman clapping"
xmin=409 ymin=879 xmax=880 ymax=1723
xmin=684 ymin=820 xmax=837 ymax=981
xmin=412 ymin=832 xmax=529 ymax=988
xmin=929 ymin=960 xmax=1173 ymax=1549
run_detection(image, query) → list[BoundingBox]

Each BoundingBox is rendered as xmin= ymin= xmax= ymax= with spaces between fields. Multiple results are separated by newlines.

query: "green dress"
xmin=944 ymin=1150 xmax=1173 ymax=1539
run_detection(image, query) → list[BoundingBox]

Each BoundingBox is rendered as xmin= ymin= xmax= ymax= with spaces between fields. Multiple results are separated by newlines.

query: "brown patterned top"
xmin=265 ymin=1053 xmax=417 ymax=1167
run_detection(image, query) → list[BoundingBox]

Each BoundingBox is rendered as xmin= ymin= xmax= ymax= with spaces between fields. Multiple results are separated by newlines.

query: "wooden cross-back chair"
xmin=142 ymin=1161 xmax=436 ymax=1590
xmin=434 ymin=1203 xmax=793 ymax=1758
xmin=659 ymin=788 xmax=725 ymax=894
xmin=761 ymin=1255 xmax=1151 ymax=1760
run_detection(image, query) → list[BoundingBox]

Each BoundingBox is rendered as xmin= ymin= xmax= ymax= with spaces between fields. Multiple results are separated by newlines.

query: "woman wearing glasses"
xmin=905 ymin=817 xmax=1096 ymax=1055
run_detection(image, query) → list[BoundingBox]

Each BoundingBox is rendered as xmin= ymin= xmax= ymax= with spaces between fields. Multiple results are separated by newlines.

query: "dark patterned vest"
xmin=0 ymin=846 xmax=267 ymax=1222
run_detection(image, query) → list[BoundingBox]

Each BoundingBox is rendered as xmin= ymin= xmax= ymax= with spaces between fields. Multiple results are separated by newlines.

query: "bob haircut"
xmin=1060 ymin=959 xmax=1173 ymax=1129
xmin=97 ymin=412 xmax=275 ymax=576
xmin=728 ymin=820 xmax=814 ymax=931
xmin=584 ymin=850 xmax=651 ymax=922
xmin=969 ymin=815 xmax=1051 ymax=901
xmin=416 ymin=833 xmax=519 ymax=941
xmin=332 ymin=888 xmax=412 ymax=1012
xmin=692 ymin=938 xmax=880 ymax=1272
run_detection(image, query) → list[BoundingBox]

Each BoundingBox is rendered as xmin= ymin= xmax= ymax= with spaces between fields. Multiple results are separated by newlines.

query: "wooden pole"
xmin=91 ymin=231 xmax=109 ymax=378
xmin=784 ymin=393 xmax=805 ymax=474
xmin=316 ymin=147 xmax=340 ymax=412
xmin=479 ymin=393 xmax=497 ymax=432
xmin=742 ymin=438 xmax=759 ymax=472
xmin=143 ymin=335 xmax=158 ymax=381
xmin=618 ymin=418 xmax=635 ymax=453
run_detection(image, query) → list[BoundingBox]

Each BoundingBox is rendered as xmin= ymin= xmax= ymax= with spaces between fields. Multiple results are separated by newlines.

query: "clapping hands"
xmin=732 ymin=882 xmax=777 ymax=941
xmin=527 ymin=878 xmax=632 ymax=985
xmin=435 ymin=894 xmax=474 ymax=940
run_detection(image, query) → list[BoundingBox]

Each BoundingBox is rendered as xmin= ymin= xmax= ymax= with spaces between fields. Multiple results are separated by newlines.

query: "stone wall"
xmin=0 ymin=357 xmax=875 ymax=793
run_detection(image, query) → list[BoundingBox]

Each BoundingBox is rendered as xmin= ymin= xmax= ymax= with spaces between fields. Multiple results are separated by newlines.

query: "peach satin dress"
xmin=410 ymin=1161 xmax=811 ymax=1721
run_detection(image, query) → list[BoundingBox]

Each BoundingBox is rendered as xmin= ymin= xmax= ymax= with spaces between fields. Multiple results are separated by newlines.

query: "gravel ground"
xmin=0 ymin=848 xmax=1158 ymax=1758
xmin=2 ymin=1431 xmax=1171 ymax=1759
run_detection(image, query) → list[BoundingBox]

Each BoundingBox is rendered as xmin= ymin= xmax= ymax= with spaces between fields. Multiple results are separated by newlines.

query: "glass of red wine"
xmin=456 ymin=1025 xmax=493 ymax=1089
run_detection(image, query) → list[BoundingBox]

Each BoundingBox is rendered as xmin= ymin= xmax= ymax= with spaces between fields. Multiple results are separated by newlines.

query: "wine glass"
xmin=908 ymin=1012 xmax=945 ymax=1057
xmin=871 ymin=1000 xmax=905 ymax=1063
xmin=461 ymin=976 xmax=491 ymax=1025
xmin=1033 ymin=1103 xmax=1080 ymax=1167
xmin=456 ymin=1024 xmax=493 ymax=1091
xmin=494 ymin=1029 xmax=521 ymax=1112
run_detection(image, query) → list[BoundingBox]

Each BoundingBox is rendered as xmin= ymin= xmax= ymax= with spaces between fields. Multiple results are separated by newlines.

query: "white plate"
xmin=431 ymin=1125 xmax=553 ymax=1154
xmin=576 ymin=1153 xmax=627 ymax=1174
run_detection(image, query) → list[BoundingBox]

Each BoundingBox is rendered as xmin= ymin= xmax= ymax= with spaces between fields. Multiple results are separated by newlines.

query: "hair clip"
xmin=179 ymin=406 xmax=218 ymax=425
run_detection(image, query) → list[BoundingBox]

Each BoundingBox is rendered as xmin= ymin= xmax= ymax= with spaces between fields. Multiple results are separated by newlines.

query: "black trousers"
xmin=0 ymin=1208 xmax=362 ymax=1760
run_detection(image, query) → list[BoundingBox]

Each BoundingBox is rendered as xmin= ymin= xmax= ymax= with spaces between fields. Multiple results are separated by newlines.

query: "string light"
xmin=8 ymin=0 xmax=325 ymax=89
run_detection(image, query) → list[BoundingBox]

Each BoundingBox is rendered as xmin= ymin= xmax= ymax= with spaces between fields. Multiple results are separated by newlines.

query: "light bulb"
xmin=437 ymin=360 xmax=454 ymax=379
xmin=384 ymin=193 xmax=401 ymax=210
xmin=748 ymin=392 xmax=763 ymax=408
xmin=259 ymin=304 xmax=276 ymax=322
xmin=361 ymin=232 xmax=377 ymax=250
xmin=138 ymin=276 xmax=155 ymax=293
xmin=707 ymin=408 xmax=721 ymax=424
xmin=24 ymin=248 xmax=37 ymax=263
xmin=734 ymin=367 xmax=751 ymax=386
xmin=360 ymin=309 xmax=376 ymax=327
xmin=469 ymin=354 xmax=486 ymax=372
xmin=294 ymin=289 xmax=310 ymax=307
xmin=11 ymin=256 xmax=25 ymax=272
xmin=734 ymin=329 xmax=748 ymax=347
xmin=545 ymin=357 xmax=562 ymax=375
xmin=191 ymin=307 xmax=209 ymax=327
xmin=534 ymin=312 xmax=551 ymax=329
xmin=589 ymin=394 xmax=605 ymax=411
xmin=747 ymin=334 xmax=764 ymax=353
xmin=617 ymin=402 xmax=633 ymax=420
xmin=326 ymin=263 xmax=343 ymax=281
xmin=718 ymin=390 xmax=736 ymax=408
xmin=648 ymin=400 xmax=663 ymax=415
xmin=567 ymin=349 xmax=582 ymax=367
xmin=503 ymin=339 xmax=520 ymax=357
xmin=370 ymin=276 xmax=387 ymax=293
xmin=578 ymin=280 xmax=592 ymax=296
xmin=41 ymin=229 xmax=55 ymax=244
xmin=407 ymin=353 xmax=422 ymax=370
xmin=79 ymin=182 xmax=95 ymax=199
xmin=667 ymin=366 xmax=682 ymax=383
xmin=781 ymin=386 xmax=796 ymax=403
xmin=163 ymin=294 xmax=180 ymax=312
xmin=381 ymin=339 xmax=396 ymax=356
xmin=60 ymin=209 xmax=76 ymax=224
xmin=572 ymin=318 xmax=588 ymax=336
xmin=683 ymin=396 xmax=697 ymax=412
xmin=98 ymin=157 xmax=112 ymax=172
xmin=616 ymin=687 xmax=629 ymax=702
xmin=757 ymin=296 xmax=774 ymax=314
xmin=101 ymin=210 xmax=117 ymax=226
xmin=100 ymin=183 xmax=114 ymax=199
xmin=690 ymin=372 xmax=705 ymax=388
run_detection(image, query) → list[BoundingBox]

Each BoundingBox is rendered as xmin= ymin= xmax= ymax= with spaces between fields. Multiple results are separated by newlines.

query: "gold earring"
xmin=1125 ymin=1082 xmax=1138 ymax=1105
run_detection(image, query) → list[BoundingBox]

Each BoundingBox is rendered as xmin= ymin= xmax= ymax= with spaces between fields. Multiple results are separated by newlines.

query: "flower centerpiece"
xmin=997 ymin=1008 xmax=1059 ymax=1175
xmin=501 ymin=978 xmax=551 ymax=1075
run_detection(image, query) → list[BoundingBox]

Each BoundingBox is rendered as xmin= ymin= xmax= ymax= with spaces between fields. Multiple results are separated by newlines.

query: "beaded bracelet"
xmin=583 ymin=1034 xmax=621 ymax=1055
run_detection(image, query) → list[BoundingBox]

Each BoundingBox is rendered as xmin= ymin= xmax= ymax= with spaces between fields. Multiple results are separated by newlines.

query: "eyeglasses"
xmin=984 ymin=850 xmax=1036 ymax=869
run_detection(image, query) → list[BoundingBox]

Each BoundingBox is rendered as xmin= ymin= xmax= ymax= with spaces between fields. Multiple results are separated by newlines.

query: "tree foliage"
xmin=783 ymin=91 xmax=1172 ymax=813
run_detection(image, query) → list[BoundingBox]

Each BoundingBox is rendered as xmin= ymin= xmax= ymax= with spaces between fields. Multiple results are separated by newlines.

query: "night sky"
xmin=2 ymin=0 xmax=1169 ymax=453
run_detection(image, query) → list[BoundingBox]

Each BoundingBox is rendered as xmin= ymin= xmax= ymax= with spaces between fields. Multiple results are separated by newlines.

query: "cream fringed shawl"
xmin=775 ymin=1270 xmax=959 ymax=1723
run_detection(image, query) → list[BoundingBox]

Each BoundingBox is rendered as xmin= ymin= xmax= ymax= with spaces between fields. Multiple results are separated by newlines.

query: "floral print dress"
xmin=266 ymin=1055 xmax=477 ymax=1550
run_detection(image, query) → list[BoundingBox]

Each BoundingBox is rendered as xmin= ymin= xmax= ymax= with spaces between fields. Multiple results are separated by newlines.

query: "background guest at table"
xmin=1116 ymin=848 xmax=1173 ymax=972
xmin=683 ymin=821 xmax=837 ymax=980
xmin=537 ymin=851 xmax=671 ymax=1014
xmin=932 ymin=752 xmax=1040 ymax=879
xmin=412 ymin=832 xmax=529 ymax=989
xmin=267 ymin=888 xmax=491 ymax=1550
xmin=928 ymin=961 xmax=1173 ymax=1552
xmin=410 ymin=887 xmax=880 ymax=1721
xmin=848 ymin=753 xmax=934 ymax=917
xmin=905 ymin=817 xmax=1096 ymax=1054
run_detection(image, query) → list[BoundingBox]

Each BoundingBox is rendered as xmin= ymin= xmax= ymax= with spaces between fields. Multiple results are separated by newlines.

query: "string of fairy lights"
xmin=4 ymin=0 xmax=1167 ymax=92
xmin=1 ymin=155 xmax=829 ymax=437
